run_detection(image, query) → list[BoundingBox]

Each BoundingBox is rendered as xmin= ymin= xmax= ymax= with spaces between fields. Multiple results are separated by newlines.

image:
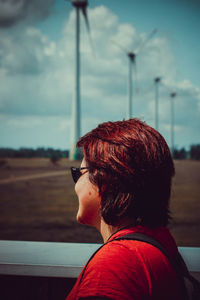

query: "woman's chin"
xmin=76 ymin=213 xmax=87 ymax=225
xmin=76 ymin=213 xmax=95 ymax=227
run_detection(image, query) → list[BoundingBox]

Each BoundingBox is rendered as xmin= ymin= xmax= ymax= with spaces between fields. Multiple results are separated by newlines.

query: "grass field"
xmin=0 ymin=158 xmax=199 ymax=246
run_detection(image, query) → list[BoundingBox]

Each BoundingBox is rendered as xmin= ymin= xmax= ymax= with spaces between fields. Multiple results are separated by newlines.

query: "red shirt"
xmin=66 ymin=226 xmax=182 ymax=300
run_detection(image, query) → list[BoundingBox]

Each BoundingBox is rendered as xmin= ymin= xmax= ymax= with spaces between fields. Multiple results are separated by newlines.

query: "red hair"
xmin=77 ymin=119 xmax=175 ymax=227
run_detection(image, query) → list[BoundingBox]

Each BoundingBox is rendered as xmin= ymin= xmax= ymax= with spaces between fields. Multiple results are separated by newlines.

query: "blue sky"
xmin=0 ymin=0 xmax=199 ymax=150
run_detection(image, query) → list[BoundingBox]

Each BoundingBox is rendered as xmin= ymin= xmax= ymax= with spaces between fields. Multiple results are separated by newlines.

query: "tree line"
xmin=0 ymin=145 xmax=200 ymax=160
xmin=0 ymin=147 xmax=69 ymax=161
xmin=173 ymin=144 xmax=200 ymax=160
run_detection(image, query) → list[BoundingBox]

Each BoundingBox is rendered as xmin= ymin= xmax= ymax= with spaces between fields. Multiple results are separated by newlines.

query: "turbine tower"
xmin=68 ymin=0 xmax=91 ymax=160
xmin=154 ymin=77 xmax=161 ymax=131
xmin=127 ymin=52 xmax=135 ymax=119
xmin=170 ymin=92 xmax=176 ymax=157
xmin=112 ymin=29 xmax=157 ymax=119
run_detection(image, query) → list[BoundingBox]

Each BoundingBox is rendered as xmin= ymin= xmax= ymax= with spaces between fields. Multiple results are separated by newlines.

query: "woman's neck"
xmin=98 ymin=218 xmax=135 ymax=243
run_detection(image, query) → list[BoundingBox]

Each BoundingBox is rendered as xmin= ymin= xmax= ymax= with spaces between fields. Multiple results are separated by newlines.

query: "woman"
xmin=66 ymin=118 xmax=182 ymax=300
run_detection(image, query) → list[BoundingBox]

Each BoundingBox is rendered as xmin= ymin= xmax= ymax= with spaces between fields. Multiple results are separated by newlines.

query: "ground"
xmin=0 ymin=158 xmax=199 ymax=246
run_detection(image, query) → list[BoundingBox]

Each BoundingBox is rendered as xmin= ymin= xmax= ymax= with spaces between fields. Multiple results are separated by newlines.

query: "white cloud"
xmin=0 ymin=26 xmax=55 ymax=75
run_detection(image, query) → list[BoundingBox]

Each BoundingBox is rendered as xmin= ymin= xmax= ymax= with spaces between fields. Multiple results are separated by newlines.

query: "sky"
xmin=0 ymin=0 xmax=199 ymax=151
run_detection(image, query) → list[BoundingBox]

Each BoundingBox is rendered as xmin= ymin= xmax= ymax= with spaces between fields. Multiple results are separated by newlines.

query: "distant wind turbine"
xmin=154 ymin=77 xmax=161 ymax=130
xmin=160 ymin=81 xmax=177 ymax=156
xmin=170 ymin=92 xmax=177 ymax=157
xmin=112 ymin=29 xmax=157 ymax=119
xmin=66 ymin=0 xmax=93 ymax=160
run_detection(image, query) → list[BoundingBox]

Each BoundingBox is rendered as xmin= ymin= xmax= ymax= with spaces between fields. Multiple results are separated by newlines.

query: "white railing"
xmin=0 ymin=240 xmax=200 ymax=279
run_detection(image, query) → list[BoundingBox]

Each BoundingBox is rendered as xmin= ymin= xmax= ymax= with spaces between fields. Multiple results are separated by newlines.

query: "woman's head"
xmin=77 ymin=118 xmax=175 ymax=228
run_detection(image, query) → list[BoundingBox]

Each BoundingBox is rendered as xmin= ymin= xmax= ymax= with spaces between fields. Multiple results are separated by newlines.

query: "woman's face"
xmin=75 ymin=157 xmax=101 ymax=227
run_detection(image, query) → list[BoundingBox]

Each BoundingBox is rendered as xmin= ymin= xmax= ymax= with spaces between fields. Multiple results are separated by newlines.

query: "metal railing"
xmin=0 ymin=240 xmax=200 ymax=278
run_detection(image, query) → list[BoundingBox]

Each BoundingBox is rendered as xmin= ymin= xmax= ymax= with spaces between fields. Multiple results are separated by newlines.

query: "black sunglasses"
xmin=70 ymin=167 xmax=89 ymax=183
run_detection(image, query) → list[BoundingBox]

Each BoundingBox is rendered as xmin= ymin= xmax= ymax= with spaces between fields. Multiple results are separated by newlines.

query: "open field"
xmin=0 ymin=158 xmax=200 ymax=246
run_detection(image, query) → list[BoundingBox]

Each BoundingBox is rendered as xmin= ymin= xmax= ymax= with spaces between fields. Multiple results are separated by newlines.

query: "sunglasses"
xmin=70 ymin=167 xmax=90 ymax=183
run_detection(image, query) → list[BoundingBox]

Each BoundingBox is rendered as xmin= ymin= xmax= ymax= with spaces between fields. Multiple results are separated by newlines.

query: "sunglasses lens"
xmin=71 ymin=167 xmax=81 ymax=183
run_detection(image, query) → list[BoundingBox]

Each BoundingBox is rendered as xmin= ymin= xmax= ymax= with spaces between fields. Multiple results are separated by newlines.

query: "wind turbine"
xmin=67 ymin=0 xmax=92 ymax=160
xmin=112 ymin=29 xmax=157 ymax=119
xmin=160 ymin=81 xmax=177 ymax=156
xmin=154 ymin=77 xmax=161 ymax=131
xmin=170 ymin=92 xmax=177 ymax=157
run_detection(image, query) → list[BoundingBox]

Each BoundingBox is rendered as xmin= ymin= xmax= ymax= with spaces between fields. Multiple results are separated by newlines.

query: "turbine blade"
xmin=81 ymin=5 xmax=90 ymax=34
xmin=134 ymin=28 xmax=157 ymax=55
xmin=111 ymin=39 xmax=129 ymax=54
xmin=81 ymin=6 xmax=96 ymax=58
xmin=160 ymin=80 xmax=174 ymax=93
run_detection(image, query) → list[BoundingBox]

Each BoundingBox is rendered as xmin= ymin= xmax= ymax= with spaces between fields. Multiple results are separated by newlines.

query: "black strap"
xmin=114 ymin=232 xmax=189 ymax=300
xmin=114 ymin=233 xmax=171 ymax=259
xmin=114 ymin=233 xmax=190 ymax=276
xmin=79 ymin=243 xmax=106 ymax=284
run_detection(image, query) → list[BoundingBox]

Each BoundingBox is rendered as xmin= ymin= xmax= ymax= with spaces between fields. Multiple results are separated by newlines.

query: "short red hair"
xmin=77 ymin=119 xmax=175 ymax=227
